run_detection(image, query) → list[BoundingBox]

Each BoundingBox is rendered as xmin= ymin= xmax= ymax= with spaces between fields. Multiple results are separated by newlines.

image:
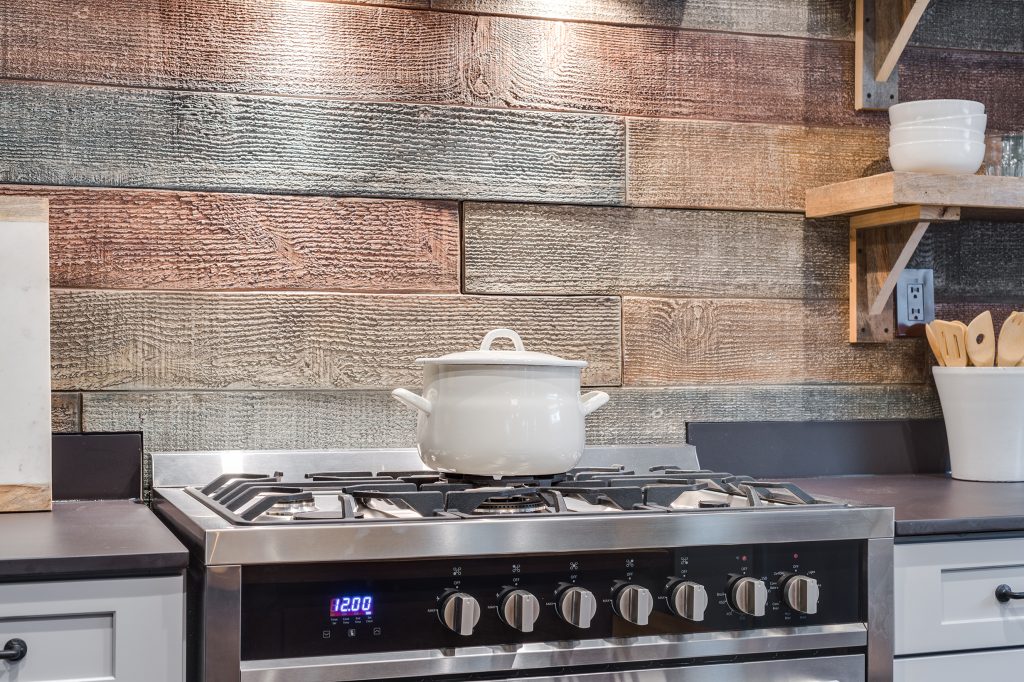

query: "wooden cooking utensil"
xmin=931 ymin=320 xmax=969 ymax=367
xmin=998 ymin=312 xmax=1024 ymax=367
xmin=966 ymin=311 xmax=996 ymax=367
xmin=925 ymin=322 xmax=947 ymax=366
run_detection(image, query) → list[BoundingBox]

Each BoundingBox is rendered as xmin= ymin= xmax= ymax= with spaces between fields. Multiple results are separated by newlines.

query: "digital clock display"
xmin=330 ymin=595 xmax=374 ymax=617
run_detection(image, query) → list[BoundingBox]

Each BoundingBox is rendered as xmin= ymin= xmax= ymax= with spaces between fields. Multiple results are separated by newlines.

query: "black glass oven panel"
xmin=240 ymin=541 xmax=862 ymax=660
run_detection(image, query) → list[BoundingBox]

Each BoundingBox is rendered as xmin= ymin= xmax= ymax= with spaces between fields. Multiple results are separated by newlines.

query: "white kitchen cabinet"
xmin=895 ymin=648 xmax=1024 ymax=680
xmin=895 ymin=537 xmax=1024 ymax=655
xmin=0 ymin=575 xmax=184 ymax=681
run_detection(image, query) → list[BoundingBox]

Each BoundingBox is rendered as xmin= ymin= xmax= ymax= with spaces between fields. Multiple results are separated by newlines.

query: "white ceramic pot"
xmin=392 ymin=329 xmax=610 ymax=477
xmin=934 ymin=367 xmax=1024 ymax=481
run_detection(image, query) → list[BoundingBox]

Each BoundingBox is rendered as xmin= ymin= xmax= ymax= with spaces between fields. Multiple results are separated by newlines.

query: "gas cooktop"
xmin=189 ymin=465 xmax=832 ymax=526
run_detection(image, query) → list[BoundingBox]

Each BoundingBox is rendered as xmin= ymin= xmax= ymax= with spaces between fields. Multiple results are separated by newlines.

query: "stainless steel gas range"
xmin=151 ymin=445 xmax=894 ymax=682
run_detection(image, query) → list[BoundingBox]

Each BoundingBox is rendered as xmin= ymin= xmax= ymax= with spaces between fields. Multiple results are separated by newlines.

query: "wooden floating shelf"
xmin=806 ymin=172 xmax=1024 ymax=343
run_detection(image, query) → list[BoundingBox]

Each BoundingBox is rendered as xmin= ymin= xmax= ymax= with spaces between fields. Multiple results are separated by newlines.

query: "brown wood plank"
xmin=0 ymin=82 xmax=625 ymax=204
xmin=910 ymin=221 xmax=1024 ymax=302
xmin=81 ymin=384 xmax=942 ymax=454
xmin=431 ymin=0 xmax=853 ymax=38
xmin=463 ymin=202 xmax=847 ymax=299
xmin=0 ymin=1 xmax=880 ymax=127
xmin=51 ymin=393 xmax=81 ymax=433
xmin=52 ymin=291 xmax=622 ymax=390
xmin=622 ymin=297 xmax=927 ymax=385
xmin=628 ymin=119 xmax=888 ymax=212
xmin=1 ymin=185 xmax=459 ymax=292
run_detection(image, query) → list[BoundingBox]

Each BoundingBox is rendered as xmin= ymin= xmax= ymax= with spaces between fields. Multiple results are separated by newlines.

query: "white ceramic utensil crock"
xmin=391 ymin=328 xmax=610 ymax=477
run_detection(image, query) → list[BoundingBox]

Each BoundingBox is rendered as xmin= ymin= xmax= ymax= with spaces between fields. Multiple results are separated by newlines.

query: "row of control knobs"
xmin=440 ymin=574 xmax=819 ymax=635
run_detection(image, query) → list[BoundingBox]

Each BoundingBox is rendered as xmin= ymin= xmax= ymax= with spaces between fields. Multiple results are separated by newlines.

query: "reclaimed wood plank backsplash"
xmin=52 ymin=291 xmax=622 ymax=389
xmin=0 ymin=0 xmax=1020 ymax=458
xmin=1 ymin=186 xmax=459 ymax=292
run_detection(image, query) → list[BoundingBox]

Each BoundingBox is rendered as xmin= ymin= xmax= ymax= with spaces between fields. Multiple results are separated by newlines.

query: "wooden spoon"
xmin=925 ymin=322 xmax=947 ymax=366
xmin=998 ymin=312 xmax=1024 ymax=367
xmin=966 ymin=311 xmax=996 ymax=367
xmin=931 ymin=320 xmax=969 ymax=367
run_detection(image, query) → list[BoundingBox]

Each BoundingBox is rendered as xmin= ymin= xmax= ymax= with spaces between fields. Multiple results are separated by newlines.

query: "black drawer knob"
xmin=0 ymin=638 xmax=27 ymax=662
xmin=995 ymin=584 xmax=1024 ymax=603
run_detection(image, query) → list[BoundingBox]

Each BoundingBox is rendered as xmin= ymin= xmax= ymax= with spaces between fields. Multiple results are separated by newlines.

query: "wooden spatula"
xmin=966 ymin=311 xmax=996 ymax=367
xmin=931 ymin=320 xmax=969 ymax=367
xmin=925 ymin=322 xmax=946 ymax=366
xmin=998 ymin=312 xmax=1024 ymax=367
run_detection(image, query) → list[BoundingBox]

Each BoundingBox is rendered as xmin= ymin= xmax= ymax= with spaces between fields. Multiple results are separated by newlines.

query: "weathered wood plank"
xmin=0 ymin=82 xmax=625 ymax=204
xmin=910 ymin=221 xmax=1024 ymax=302
xmin=81 ymin=384 xmax=943 ymax=454
xmin=463 ymin=202 xmax=847 ymax=299
xmin=627 ymin=119 xmax=888 ymax=212
xmin=431 ymin=0 xmax=853 ymax=38
xmin=52 ymin=291 xmax=622 ymax=390
xmin=911 ymin=0 xmax=1024 ymax=53
xmin=622 ymin=297 xmax=927 ymax=385
xmin=1 ymin=185 xmax=459 ymax=292
xmin=0 ymin=2 xmax=874 ymax=127
xmin=933 ymin=303 xmax=1017 ymax=336
xmin=591 ymin=384 xmax=942 ymax=443
xmin=903 ymin=47 xmax=1024 ymax=133
xmin=51 ymin=393 xmax=81 ymax=433
xmin=81 ymin=390 xmax=418 ymax=453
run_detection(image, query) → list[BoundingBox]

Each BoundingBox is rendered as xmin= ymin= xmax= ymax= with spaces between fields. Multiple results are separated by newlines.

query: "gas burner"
xmin=471 ymin=493 xmax=551 ymax=515
xmin=265 ymin=494 xmax=318 ymax=517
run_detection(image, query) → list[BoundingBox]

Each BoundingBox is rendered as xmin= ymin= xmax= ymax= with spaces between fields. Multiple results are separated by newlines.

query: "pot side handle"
xmin=579 ymin=390 xmax=610 ymax=416
xmin=391 ymin=388 xmax=433 ymax=416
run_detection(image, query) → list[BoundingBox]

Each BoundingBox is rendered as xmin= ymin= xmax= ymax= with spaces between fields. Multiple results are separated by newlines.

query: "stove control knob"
xmin=783 ymin=575 xmax=820 ymax=615
xmin=557 ymin=586 xmax=598 ymax=629
xmin=669 ymin=581 xmax=709 ymax=622
xmin=500 ymin=589 xmax=541 ymax=633
xmin=730 ymin=577 xmax=768 ymax=617
xmin=440 ymin=592 xmax=481 ymax=636
xmin=614 ymin=584 xmax=654 ymax=626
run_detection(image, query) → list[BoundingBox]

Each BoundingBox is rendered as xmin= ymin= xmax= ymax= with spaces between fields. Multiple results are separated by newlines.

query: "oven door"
xmin=503 ymin=654 xmax=865 ymax=681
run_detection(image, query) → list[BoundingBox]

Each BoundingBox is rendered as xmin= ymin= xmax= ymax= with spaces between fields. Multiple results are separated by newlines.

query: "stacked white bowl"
xmin=889 ymin=99 xmax=987 ymax=174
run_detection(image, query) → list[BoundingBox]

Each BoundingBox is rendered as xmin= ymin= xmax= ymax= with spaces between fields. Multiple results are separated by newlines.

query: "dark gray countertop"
xmin=795 ymin=474 xmax=1024 ymax=537
xmin=0 ymin=500 xmax=188 ymax=581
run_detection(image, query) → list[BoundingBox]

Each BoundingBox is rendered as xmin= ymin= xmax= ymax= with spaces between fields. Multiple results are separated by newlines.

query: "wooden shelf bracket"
xmin=856 ymin=0 xmax=932 ymax=110
xmin=849 ymin=205 xmax=959 ymax=343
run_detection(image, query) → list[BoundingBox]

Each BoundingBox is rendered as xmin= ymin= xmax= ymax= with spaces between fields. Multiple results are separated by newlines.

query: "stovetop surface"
xmin=188 ymin=465 xmax=831 ymax=526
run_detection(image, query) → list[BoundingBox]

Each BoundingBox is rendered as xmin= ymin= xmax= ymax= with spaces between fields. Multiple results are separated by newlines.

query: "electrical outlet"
xmin=896 ymin=269 xmax=934 ymax=337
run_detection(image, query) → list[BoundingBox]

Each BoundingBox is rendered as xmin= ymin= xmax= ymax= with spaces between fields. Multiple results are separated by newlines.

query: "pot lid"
xmin=415 ymin=329 xmax=588 ymax=367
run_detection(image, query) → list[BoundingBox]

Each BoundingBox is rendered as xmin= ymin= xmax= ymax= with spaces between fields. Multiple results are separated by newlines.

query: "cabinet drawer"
xmin=0 ymin=576 xmax=183 ymax=682
xmin=895 ymin=648 xmax=1024 ymax=681
xmin=895 ymin=538 xmax=1024 ymax=655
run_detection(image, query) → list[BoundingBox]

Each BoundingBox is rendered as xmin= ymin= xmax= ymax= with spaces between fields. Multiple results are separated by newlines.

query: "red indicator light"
xmin=740 ymin=555 xmax=748 ymax=562
xmin=793 ymin=553 xmax=799 ymax=559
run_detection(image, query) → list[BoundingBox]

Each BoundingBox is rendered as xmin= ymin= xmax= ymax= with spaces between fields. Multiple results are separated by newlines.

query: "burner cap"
xmin=472 ymin=493 xmax=550 ymax=515
xmin=264 ymin=492 xmax=318 ymax=517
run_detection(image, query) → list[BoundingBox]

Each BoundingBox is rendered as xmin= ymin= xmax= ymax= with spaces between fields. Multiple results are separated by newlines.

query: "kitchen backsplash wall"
xmin=2 ymin=0 xmax=1023 ymax=459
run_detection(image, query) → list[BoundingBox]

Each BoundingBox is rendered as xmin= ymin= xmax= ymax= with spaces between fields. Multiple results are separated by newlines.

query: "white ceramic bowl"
xmin=888 ymin=139 xmax=985 ymax=174
xmin=890 ymin=113 xmax=987 ymax=132
xmin=890 ymin=126 xmax=985 ymax=144
xmin=889 ymin=99 xmax=985 ymax=126
xmin=934 ymin=367 xmax=1024 ymax=481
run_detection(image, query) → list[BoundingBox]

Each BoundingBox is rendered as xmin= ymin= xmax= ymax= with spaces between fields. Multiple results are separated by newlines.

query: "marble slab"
xmin=0 ymin=197 xmax=52 ymax=511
